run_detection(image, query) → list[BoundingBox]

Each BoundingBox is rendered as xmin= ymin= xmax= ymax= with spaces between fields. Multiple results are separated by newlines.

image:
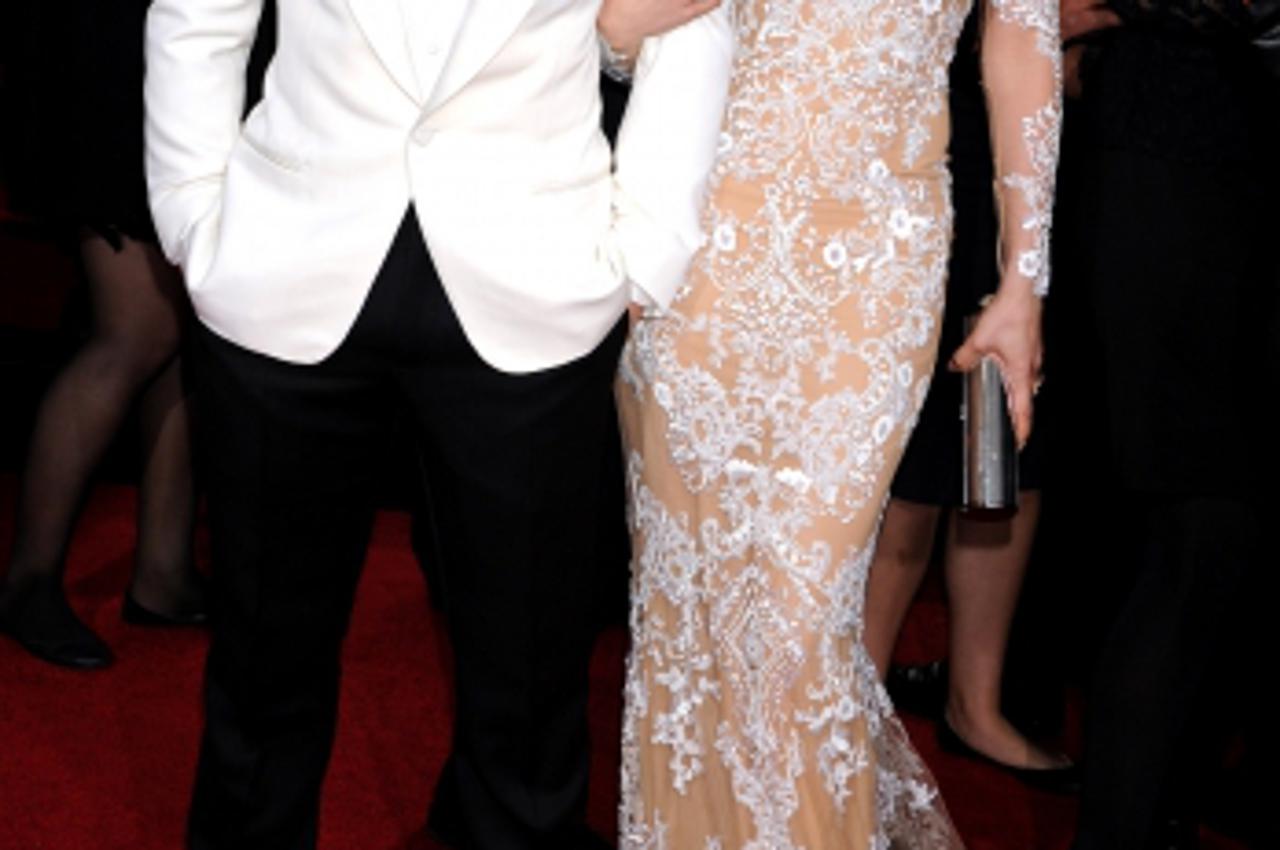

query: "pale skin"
xmin=598 ymin=0 xmax=723 ymax=65
xmin=863 ymin=496 xmax=1072 ymax=770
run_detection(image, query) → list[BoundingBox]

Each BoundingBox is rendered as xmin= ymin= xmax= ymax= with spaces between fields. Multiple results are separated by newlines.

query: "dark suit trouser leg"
xmin=187 ymin=325 xmax=387 ymax=850
xmin=1073 ymin=498 xmax=1256 ymax=850
xmin=414 ymin=321 xmax=626 ymax=850
xmin=1068 ymin=111 xmax=1273 ymax=848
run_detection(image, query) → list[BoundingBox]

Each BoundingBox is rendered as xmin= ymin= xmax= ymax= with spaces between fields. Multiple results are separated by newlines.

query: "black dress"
xmin=6 ymin=1 xmax=156 ymax=241
xmin=4 ymin=1 xmax=275 ymax=245
xmin=889 ymin=13 xmax=1045 ymax=507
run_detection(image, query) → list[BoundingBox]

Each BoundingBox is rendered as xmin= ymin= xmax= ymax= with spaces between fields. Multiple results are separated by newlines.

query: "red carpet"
xmin=0 ymin=477 xmax=1245 ymax=850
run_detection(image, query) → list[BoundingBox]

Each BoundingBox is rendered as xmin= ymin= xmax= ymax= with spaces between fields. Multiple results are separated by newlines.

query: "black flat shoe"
xmin=886 ymin=659 xmax=948 ymax=718
xmin=121 ymin=591 xmax=209 ymax=627
xmin=937 ymin=716 xmax=1081 ymax=795
xmin=1148 ymin=816 xmax=1199 ymax=850
xmin=0 ymin=581 xmax=113 ymax=670
xmin=427 ymin=764 xmax=613 ymax=850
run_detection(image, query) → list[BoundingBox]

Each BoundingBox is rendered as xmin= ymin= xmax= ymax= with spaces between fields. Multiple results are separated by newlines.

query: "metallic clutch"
xmin=960 ymin=308 xmax=1018 ymax=512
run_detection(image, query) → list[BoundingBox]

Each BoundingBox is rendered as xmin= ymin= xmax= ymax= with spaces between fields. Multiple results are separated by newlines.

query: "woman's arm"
xmin=145 ymin=0 xmax=265 ymax=271
xmin=950 ymin=0 xmax=1063 ymax=446
xmin=981 ymin=0 xmax=1063 ymax=299
xmin=598 ymin=0 xmax=723 ymax=79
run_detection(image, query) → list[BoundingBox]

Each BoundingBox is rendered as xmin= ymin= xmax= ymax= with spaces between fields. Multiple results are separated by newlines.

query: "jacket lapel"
xmin=421 ymin=0 xmax=537 ymax=111
xmin=399 ymin=0 xmax=472 ymax=106
xmin=345 ymin=0 xmax=426 ymax=102
xmin=346 ymin=0 xmax=541 ymax=112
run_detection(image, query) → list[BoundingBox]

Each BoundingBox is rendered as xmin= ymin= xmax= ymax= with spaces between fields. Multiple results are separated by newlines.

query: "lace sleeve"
xmin=981 ymin=0 xmax=1064 ymax=297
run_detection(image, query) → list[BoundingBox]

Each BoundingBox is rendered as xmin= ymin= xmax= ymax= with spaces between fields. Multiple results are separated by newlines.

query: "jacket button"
xmin=412 ymin=125 xmax=434 ymax=145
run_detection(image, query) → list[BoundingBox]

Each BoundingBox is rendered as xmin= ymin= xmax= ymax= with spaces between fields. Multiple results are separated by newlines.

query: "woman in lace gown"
xmin=600 ymin=0 xmax=1061 ymax=845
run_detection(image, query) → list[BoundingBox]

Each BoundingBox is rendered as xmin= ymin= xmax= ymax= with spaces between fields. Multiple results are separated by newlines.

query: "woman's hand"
xmin=949 ymin=287 xmax=1044 ymax=449
xmin=598 ymin=0 xmax=722 ymax=63
xmin=1060 ymin=0 xmax=1121 ymax=97
xmin=1063 ymin=43 xmax=1088 ymax=99
xmin=1059 ymin=0 xmax=1121 ymax=97
xmin=1060 ymin=0 xmax=1121 ymax=43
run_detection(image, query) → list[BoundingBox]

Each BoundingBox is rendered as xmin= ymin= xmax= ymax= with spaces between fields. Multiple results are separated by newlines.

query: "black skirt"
xmin=3 ymin=1 xmax=276 ymax=245
xmin=5 ymin=0 xmax=157 ymax=242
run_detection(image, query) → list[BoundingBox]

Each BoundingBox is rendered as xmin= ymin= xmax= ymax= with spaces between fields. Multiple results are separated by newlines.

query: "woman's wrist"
xmin=994 ymin=278 xmax=1045 ymax=314
xmin=598 ymin=33 xmax=638 ymax=82
xmin=597 ymin=8 xmax=644 ymax=65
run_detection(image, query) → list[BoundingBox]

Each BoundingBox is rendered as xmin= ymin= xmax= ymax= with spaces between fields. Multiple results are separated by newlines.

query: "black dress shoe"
xmin=1203 ymin=762 xmax=1276 ymax=849
xmin=1147 ymin=816 xmax=1199 ymax=850
xmin=0 ymin=580 xmax=113 ymax=670
xmin=885 ymin=660 xmax=948 ymax=718
xmin=121 ymin=591 xmax=209 ymax=627
xmin=426 ymin=818 xmax=611 ymax=850
xmin=575 ymin=827 xmax=616 ymax=850
xmin=937 ymin=716 xmax=1081 ymax=795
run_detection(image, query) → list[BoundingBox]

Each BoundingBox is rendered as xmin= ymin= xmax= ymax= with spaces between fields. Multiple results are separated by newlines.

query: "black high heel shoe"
xmin=0 ymin=579 xmax=114 ymax=669
xmin=885 ymin=660 xmax=948 ymax=718
xmin=121 ymin=591 xmax=209 ymax=627
xmin=937 ymin=715 xmax=1082 ymax=795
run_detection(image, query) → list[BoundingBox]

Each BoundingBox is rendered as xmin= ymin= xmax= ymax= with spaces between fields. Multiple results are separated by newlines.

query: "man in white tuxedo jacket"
xmin=143 ymin=1 xmax=732 ymax=847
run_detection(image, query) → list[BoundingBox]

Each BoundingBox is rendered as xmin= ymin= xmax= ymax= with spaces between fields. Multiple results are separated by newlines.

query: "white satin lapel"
xmin=346 ymin=0 xmax=425 ymax=102
xmin=422 ymin=0 xmax=537 ymax=112
xmin=399 ymin=0 xmax=473 ymax=105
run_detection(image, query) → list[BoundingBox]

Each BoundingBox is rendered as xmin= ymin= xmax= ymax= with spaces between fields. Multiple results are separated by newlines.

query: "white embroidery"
xmin=619 ymin=0 xmax=1060 ymax=846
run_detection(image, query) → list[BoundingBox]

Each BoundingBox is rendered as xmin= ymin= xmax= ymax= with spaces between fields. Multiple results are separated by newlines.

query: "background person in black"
xmin=0 ymin=1 xmax=275 ymax=668
xmin=1053 ymin=1 xmax=1280 ymax=846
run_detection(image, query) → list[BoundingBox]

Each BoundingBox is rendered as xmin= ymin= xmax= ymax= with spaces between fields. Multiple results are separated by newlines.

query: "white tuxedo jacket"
xmin=144 ymin=0 xmax=732 ymax=371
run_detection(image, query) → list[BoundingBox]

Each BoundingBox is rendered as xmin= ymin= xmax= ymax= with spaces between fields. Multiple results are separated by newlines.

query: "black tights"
xmin=2 ymin=230 xmax=200 ymax=615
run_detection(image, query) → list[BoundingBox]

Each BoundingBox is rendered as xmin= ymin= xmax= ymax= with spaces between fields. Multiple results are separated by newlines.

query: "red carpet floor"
xmin=0 ymin=477 xmax=1245 ymax=850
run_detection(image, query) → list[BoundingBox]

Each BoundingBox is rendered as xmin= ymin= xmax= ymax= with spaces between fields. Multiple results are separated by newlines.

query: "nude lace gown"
xmin=616 ymin=0 xmax=1062 ymax=847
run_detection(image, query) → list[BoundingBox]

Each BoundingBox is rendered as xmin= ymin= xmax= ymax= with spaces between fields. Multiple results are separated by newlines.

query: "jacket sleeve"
xmin=611 ymin=4 xmax=735 ymax=310
xmin=144 ymin=0 xmax=264 ymax=271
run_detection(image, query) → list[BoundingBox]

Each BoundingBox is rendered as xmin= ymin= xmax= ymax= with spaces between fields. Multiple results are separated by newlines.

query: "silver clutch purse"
xmin=960 ymin=308 xmax=1019 ymax=512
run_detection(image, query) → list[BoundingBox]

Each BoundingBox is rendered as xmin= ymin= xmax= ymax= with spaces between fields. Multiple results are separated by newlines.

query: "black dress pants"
xmin=1073 ymin=497 xmax=1257 ymax=850
xmin=1069 ymin=34 xmax=1278 ymax=850
xmin=186 ymin=209 xmax=626 ymax=850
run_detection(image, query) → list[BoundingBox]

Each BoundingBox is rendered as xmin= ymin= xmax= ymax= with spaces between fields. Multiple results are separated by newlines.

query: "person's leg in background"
xmin=0 ymin=231 xmax=200 ymax=668
xmin=130 ymin=340 xmax=200 ymax=620
xmin=863 ymin=499 xmax=942 ymax=676
xmin=865 ymin=492 xmax=1071 ymax=772
xmin=941 ymin=495 xmax=1069 ymax=770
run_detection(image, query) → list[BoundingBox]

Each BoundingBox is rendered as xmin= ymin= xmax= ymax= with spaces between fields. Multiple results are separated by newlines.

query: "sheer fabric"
xmin=617 ymin=0 xmax=1060 ymax=847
